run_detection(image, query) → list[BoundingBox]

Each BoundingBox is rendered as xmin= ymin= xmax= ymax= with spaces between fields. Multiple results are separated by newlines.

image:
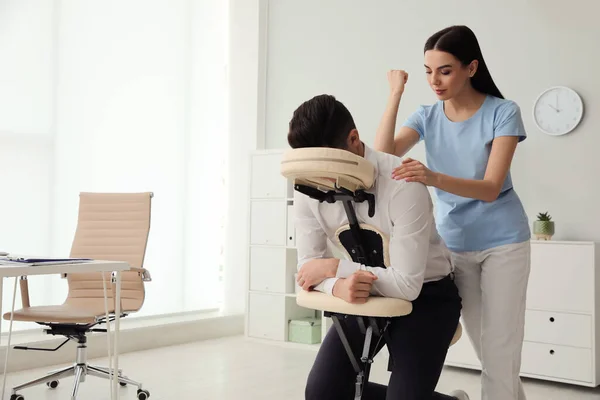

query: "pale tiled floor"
xmin=3 ymin=335 xmax=600 ymax=399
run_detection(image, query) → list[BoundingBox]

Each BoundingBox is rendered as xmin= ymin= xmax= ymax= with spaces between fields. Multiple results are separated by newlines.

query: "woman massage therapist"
xmin=373 ymin=25 xmax=531 ymax=400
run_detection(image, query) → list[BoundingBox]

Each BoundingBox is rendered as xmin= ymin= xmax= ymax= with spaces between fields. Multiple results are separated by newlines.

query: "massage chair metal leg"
xmin=329 ymin=313 xmax=390 ymax=400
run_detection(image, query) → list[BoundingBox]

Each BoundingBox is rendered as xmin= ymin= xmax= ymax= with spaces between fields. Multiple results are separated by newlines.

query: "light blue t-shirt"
xmin=402 ymin=95 xmax=530 ymax=252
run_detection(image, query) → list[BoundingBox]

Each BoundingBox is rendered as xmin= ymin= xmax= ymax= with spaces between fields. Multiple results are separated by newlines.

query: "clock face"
xmin=533 ymin=86 xmax=583 ymax=136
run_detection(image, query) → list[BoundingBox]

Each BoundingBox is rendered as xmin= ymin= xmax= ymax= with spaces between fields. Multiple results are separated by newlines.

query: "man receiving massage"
xmin=288 ymin=94 xmax=469 ymax=400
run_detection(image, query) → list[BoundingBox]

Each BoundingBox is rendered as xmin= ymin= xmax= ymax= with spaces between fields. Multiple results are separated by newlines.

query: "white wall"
xmin=1 ymin=0 xmax=229 ymax=322
xmin=53 ymin=0 xmax=229 ymax=315
xmin=0 ymin=0 xmax=56 ymax=331
xmin=222 ymin=0 xmax=264 ymax=315
xmin=186 ymin=0 xmax=229 ymax=311
xmin=260 ymin=0 xmax=600 ymax=242
xmin=0 ymin=0 xmax=54 ymax=135
xmin=53 ymin=0 xmax=190 ymax=315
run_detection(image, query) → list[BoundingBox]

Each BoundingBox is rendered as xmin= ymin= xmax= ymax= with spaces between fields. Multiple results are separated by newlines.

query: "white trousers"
xmin=451 ymin=240 xmax=531 ymax=400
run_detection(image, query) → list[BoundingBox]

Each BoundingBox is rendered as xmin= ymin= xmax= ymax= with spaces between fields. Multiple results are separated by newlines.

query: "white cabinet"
xmin=287 ymin=204 xmax=296 ymax=247
xmin=250 ymin=153 xmax=289 ymax=199
xmin=524 ymin=310 xmax=592 ymax=349
xmin=249 ymin=247 xmax=297 ymax=293
xmin=248 ymin=292 xmax=286 ymax=341
xmin=445 ymin=241 xmax=600 ymax=387
xmin=527 ymin=243 xmax=594 ymax=313
xmin=250 ymin=201 xmax=287 ymax=246
xmin=245 ymin=150 xmax=323 ymax=344
xmin=521 ymin=342 xmax=593 ymax=383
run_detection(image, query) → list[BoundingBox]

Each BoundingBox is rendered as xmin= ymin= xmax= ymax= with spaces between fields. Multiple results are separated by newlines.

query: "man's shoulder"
xmin=371 ymin=150 xmax=429 ymax=191
xmin=370 ymin=151 xmax=431 ymax=204
xmin=371 ymin=149 xmax=402 ymax=177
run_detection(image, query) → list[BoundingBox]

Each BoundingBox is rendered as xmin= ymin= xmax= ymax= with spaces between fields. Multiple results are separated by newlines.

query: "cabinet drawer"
xmin=524 ymin=310 xmax=592 ymax=348
xmin=528 ymin=243 xmax=594 ymax=313
xmin=521 ymin=342 xmax=593 ymax=383
xmin=249 ymin=247 xmax=296 ymax=293
xmin=250 ymin=201 xmax=286 ymax=245
xmin=251 ymin=153 xmax=287 ymax=199
xmin=247 ymin=293 xmax=285 ymax=341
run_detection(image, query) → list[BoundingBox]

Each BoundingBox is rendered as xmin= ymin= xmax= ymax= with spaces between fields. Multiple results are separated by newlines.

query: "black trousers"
xmin=305 ymin=275 xmax=462 ymax=400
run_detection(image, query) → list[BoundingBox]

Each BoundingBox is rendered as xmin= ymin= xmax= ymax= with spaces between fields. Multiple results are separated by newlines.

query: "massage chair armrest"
xmin=296 ymin=290 xmax=413 ymax=318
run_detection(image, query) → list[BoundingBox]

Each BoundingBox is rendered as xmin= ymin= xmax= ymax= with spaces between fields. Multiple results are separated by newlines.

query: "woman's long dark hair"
xmin=425 ymin=25 xmax=504 ymax=99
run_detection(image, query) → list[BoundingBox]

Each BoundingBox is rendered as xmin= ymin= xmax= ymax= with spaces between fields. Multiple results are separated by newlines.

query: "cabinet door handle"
xmin=549 ymin=317 xmax=555 ymax=322
xmin=549 ymin=349 xmax=555 ymax=355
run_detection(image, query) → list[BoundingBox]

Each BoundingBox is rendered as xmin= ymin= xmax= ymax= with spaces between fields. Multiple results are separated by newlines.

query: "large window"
xmin=0 ymin=0 xmax=229 ymax=332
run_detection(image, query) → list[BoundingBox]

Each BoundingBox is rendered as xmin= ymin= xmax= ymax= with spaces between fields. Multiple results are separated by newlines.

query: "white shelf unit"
xmin=445 ymin=240 xmax=600 ymax=387
xmin=245 ymin=149 xmax=330 ymax=346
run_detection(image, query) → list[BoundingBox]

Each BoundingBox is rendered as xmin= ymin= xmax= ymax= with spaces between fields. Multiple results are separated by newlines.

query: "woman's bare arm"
xmin=396 ymin=136 xmax=519 ymax=202
xmin=434 ymin=136 xmax=519 ymax=202
xmin=373 ymin=71 xmax=420 ymax=157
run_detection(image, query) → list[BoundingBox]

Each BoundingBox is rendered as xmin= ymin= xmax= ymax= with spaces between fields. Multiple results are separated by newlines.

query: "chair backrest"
xmin=66 ymin=192 xmax=152 ymax=313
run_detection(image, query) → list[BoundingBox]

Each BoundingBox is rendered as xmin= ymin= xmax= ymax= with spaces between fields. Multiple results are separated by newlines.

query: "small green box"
xmin=288 ymin=317 xmax=322 ymax=344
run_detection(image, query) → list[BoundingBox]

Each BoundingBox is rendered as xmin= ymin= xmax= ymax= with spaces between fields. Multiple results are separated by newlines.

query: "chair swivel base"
xmin=10 ymin=363 xmax=150 ymax=400
xmin=10 ymin=338 xmax=150 ymax=400
xmin=10 ymin=364 xmax=150 ymax=400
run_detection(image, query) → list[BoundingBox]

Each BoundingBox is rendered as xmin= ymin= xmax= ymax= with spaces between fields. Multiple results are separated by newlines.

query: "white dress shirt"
xmin=293 ymin=144 xmax=453 ymax=301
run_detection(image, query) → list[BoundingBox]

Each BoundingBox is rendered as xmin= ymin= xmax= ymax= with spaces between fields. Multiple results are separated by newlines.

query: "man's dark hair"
xmin=287 ymin=94 xmax=356 ymax=149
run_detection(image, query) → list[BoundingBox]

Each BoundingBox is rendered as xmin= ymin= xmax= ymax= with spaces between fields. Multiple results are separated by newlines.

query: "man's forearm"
xmin=297 ymin=258 xmax=340 ymax=294
xmin=313 ymin=278 xmax=340 ymax=295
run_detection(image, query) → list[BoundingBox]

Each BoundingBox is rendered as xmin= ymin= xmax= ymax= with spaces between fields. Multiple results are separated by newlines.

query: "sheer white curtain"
xmin=0 ymin=0 xmax=229 ymax=332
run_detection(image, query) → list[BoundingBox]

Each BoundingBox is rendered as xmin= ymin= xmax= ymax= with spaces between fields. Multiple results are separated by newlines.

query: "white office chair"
xmin=281 ymin=147 xmax=462 ymax=400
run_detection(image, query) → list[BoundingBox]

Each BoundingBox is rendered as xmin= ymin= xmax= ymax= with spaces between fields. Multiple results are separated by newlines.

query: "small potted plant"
xmin=533 ymin=212 xmax=555 ymax=240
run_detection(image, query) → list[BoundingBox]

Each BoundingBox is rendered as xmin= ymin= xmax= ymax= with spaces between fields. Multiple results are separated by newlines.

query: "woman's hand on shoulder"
xmin=388 ymin=70 xmax=409 ymax=96
xmin=391 ymin=157 xmax=440 ymax=186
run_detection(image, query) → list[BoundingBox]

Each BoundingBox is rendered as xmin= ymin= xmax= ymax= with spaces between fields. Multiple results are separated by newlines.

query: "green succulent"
xmin=536 ymin=212 xmax=552 ymax=222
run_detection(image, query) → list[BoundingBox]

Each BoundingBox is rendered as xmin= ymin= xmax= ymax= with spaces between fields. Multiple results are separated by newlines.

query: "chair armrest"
xmin=131 ymin=267 xmax=152 ymax=282
xmin=19 ymin=276 xmax=31 ymax=308
xmin=296 ymin=290 xmax=412 ymax=318
xmin=62 ymin=268 xmax=151 ymax=282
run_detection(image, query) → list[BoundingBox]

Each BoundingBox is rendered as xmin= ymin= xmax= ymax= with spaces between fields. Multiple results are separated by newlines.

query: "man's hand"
xmin=297 ymin=258 xmax=339 ymax=291
xmin=332 ymin=270 xmax=378 ymax=304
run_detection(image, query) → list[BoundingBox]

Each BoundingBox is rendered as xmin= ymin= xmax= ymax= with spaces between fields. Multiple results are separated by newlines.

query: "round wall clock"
xmin=533 ymin=86 xmax=583 ymax=136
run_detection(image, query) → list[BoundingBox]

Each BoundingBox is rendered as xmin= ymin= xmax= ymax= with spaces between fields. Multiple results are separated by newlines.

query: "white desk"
xmin=0 ymin=260 xmax=129 ymax=400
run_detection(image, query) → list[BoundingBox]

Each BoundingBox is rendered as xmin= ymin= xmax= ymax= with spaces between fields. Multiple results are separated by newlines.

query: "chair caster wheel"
xmin=137 ymin=389 xmax=150 ymax=399
xmin=47 ymin=380 xmax=59 ymax=389
xmin=10 ymin=395 xmax=25 ymax=400
xmin=120 ymin=381 xmax=127 ymax=387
